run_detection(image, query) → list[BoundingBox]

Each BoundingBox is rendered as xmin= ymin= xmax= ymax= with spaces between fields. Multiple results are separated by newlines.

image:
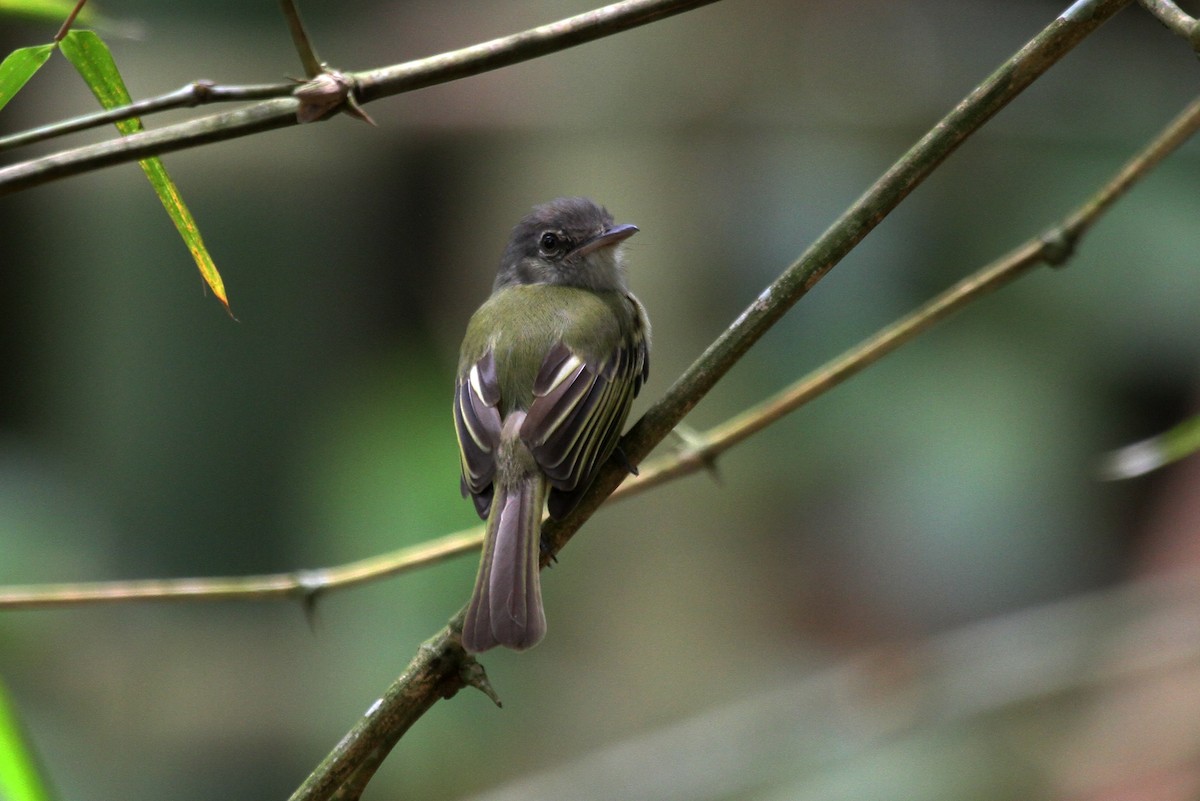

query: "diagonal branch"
xmin=539 ymin=0 xmax=1134 ymax=559
xmin=0 ymin=0 xmax=723 ymax=195
xmin=279 ymin=0 xmax=323 ymax=79
xmin=1138 ymin=0 xmax=1199 ymax=40
xmin=623 ymin=92 xmax=1200 ymax=497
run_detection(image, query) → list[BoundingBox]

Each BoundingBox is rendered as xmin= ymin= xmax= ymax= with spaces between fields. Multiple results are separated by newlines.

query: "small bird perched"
xmin=454 ymin=198 xmax=650 ymax=653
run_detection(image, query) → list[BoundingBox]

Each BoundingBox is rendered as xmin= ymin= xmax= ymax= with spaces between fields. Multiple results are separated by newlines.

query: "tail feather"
xmin=462 ymin=472 xmax=547 ymax=653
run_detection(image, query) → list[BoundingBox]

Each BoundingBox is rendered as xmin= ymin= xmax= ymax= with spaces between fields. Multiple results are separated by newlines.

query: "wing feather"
xmin=521 ymin=301 xmax=649 ymax=519
xmin=454 ymin=351 xmax=503 ymax=519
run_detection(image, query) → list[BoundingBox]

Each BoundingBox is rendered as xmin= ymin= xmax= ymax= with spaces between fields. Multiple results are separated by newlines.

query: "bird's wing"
xmin=454 ymin=349 xmax=502 ymax=518
xmin=521 ymin=319 xmax=648 ymax=519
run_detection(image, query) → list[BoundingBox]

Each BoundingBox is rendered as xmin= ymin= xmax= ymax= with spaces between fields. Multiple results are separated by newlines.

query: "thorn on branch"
xmin=459 ymin=659 xmax=503 ymax=707
xmin=670 ymin=425 xmax=722 ymax=483
xmin=302 ymin=592 xmax=322 ymax=631
xmin=293 ymin=69 xmax=376 ymax=126
xmin=614 ymin=444 xmax=640 ymax=476
xmin=698 ymin=450 xmax=722 ymax=484
xmin=294 ymin=568 xmax=326 ymax=629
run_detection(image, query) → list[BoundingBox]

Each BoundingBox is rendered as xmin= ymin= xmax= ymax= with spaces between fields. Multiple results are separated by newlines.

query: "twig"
xmin=53 ymin=0 xmax=90 ymax=42
xmin=540 ymin=0 xmax=1135 ymax=559
xmin=1138 ymin=0 xmax=1199 ymax=40
xmin=0 ymin=82 xmax=295 ymax=153
xmin=286 ymin=623 xmax=469 ymax=801
xmin=441 ymin=566 xmax=1200 ymax=799
xmin=279 ymin=0 xmax=323 ymax=78
xmin=0 ymin=0 xmax=724 ymax=195
xmin=0 ymin=528 xmax=481 ymax=609
xmin=620 ymin=92 xmax=1200 ymax=497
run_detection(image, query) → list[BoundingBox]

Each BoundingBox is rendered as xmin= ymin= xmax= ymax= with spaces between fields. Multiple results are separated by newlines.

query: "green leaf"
xmin=0 ymin=43 xmax=54 ymax=113
xmin=0 ymin=677 xmax=52 ymax=801
xmin=58 ymin=29 xmax=232 ymax=312
xmin=1100 ymin=413 xmax=1200 ymax=480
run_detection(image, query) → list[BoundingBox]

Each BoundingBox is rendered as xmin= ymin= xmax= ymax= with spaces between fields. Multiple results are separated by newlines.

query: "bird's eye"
xmin=539 ymin=231 xmax=563 ymax=254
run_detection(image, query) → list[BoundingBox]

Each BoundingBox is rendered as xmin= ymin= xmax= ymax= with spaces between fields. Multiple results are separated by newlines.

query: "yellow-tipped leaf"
xmin=59 ymin=29 xmax=231 ymax=313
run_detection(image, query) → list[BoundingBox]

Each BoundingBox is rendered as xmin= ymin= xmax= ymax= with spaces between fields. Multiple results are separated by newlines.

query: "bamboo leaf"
xmin=0 ymin=44 xmax=54 ymax=112
xmin=58 ymin=29 xmax=232 ymax=312
xmin=0 ymin=677 xmax=52 ymax=801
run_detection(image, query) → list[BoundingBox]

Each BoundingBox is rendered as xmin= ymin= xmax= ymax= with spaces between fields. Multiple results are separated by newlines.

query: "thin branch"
xmin=287 ymin=623 xmax=469 ymax=801
xmin=0 ymin=0 xmax=723 ymax=196
xmin=0 ymin=81 xmax=295 ymax=153
xmin=442 ymin=566 xmax=1200 ymax=798
xmin=284 ymin=4 xmax=1134 ymax=800
xmin=279 ymin=0 xmax=324 ymax=78
xmin=540 ymin=0 xmax=1134 ymax=560
xmin=0 ymin=97 xmax=304 ymax=193
xmin=1138 ymin=0 xmax=1199 ymax=40
xmin=0 ymin=528 xmax=481 ymax=609
xmin=53 ymin=0 xmax=89 ymax=42
xmin=621 ymin=92 xmax=1200 ymax=497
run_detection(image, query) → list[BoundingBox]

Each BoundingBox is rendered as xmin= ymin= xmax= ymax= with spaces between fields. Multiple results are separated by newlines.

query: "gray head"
xmin=494 ymin=197 xmax=638 ymax=292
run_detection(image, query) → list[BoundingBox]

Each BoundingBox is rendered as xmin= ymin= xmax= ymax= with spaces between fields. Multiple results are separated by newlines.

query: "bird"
xmin=453 ymin=197 xmax=650 ymax=653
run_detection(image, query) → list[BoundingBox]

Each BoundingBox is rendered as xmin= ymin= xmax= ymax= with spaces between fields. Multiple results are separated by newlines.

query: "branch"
xmin=1138 ymin=0 xmax=1200 ymax=42
xmin=0 ymin=81 xmax=295 ymax=153
xmin=435 ymin=566 xmax=1200 ymax=798
xmin=279 ymin=0 xmax=323 ymax=79
xmin=52 ymin=0 xmax=90 ymax=42
xmin=540 ymin=0 xmax=1134 ymax=559
xmin=621 ymin=90 xmax=1200 ymax=497
xmin=0 ymin=528 xmax=482 ymax=609
xmin=0 ymin=0 xmax=723 ymax=195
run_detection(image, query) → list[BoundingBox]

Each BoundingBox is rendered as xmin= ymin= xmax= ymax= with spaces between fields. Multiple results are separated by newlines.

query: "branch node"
xmin=459 ymin=659 xmax=503 ymax=707
xmin=670 ymin=424 xmax=722 ymax=483
xmin=293 ymin=69 xmax=376 ymax=126
xmin=1038 ymin=227 xmax=1077 ymax=268
xmin=189 ymin=80 xmax=217 ymax=105
xmin=613 ymin=443 xmax=640 ymax=476
xmin=699 ymin=452 xmax=722 ymax=484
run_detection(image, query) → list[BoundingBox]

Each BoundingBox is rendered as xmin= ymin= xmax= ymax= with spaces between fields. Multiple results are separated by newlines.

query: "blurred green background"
xmin=3 ymin=1 xmax=1200 ymax=799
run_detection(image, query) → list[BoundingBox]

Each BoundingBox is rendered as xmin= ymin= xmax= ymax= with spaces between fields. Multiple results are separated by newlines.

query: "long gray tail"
xmin=462 ymin=419 xmax=547 ymax=653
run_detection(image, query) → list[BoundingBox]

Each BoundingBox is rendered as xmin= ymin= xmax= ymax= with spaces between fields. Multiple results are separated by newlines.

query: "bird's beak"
xmin=573 ymin=223 xmax=639 ymax=258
